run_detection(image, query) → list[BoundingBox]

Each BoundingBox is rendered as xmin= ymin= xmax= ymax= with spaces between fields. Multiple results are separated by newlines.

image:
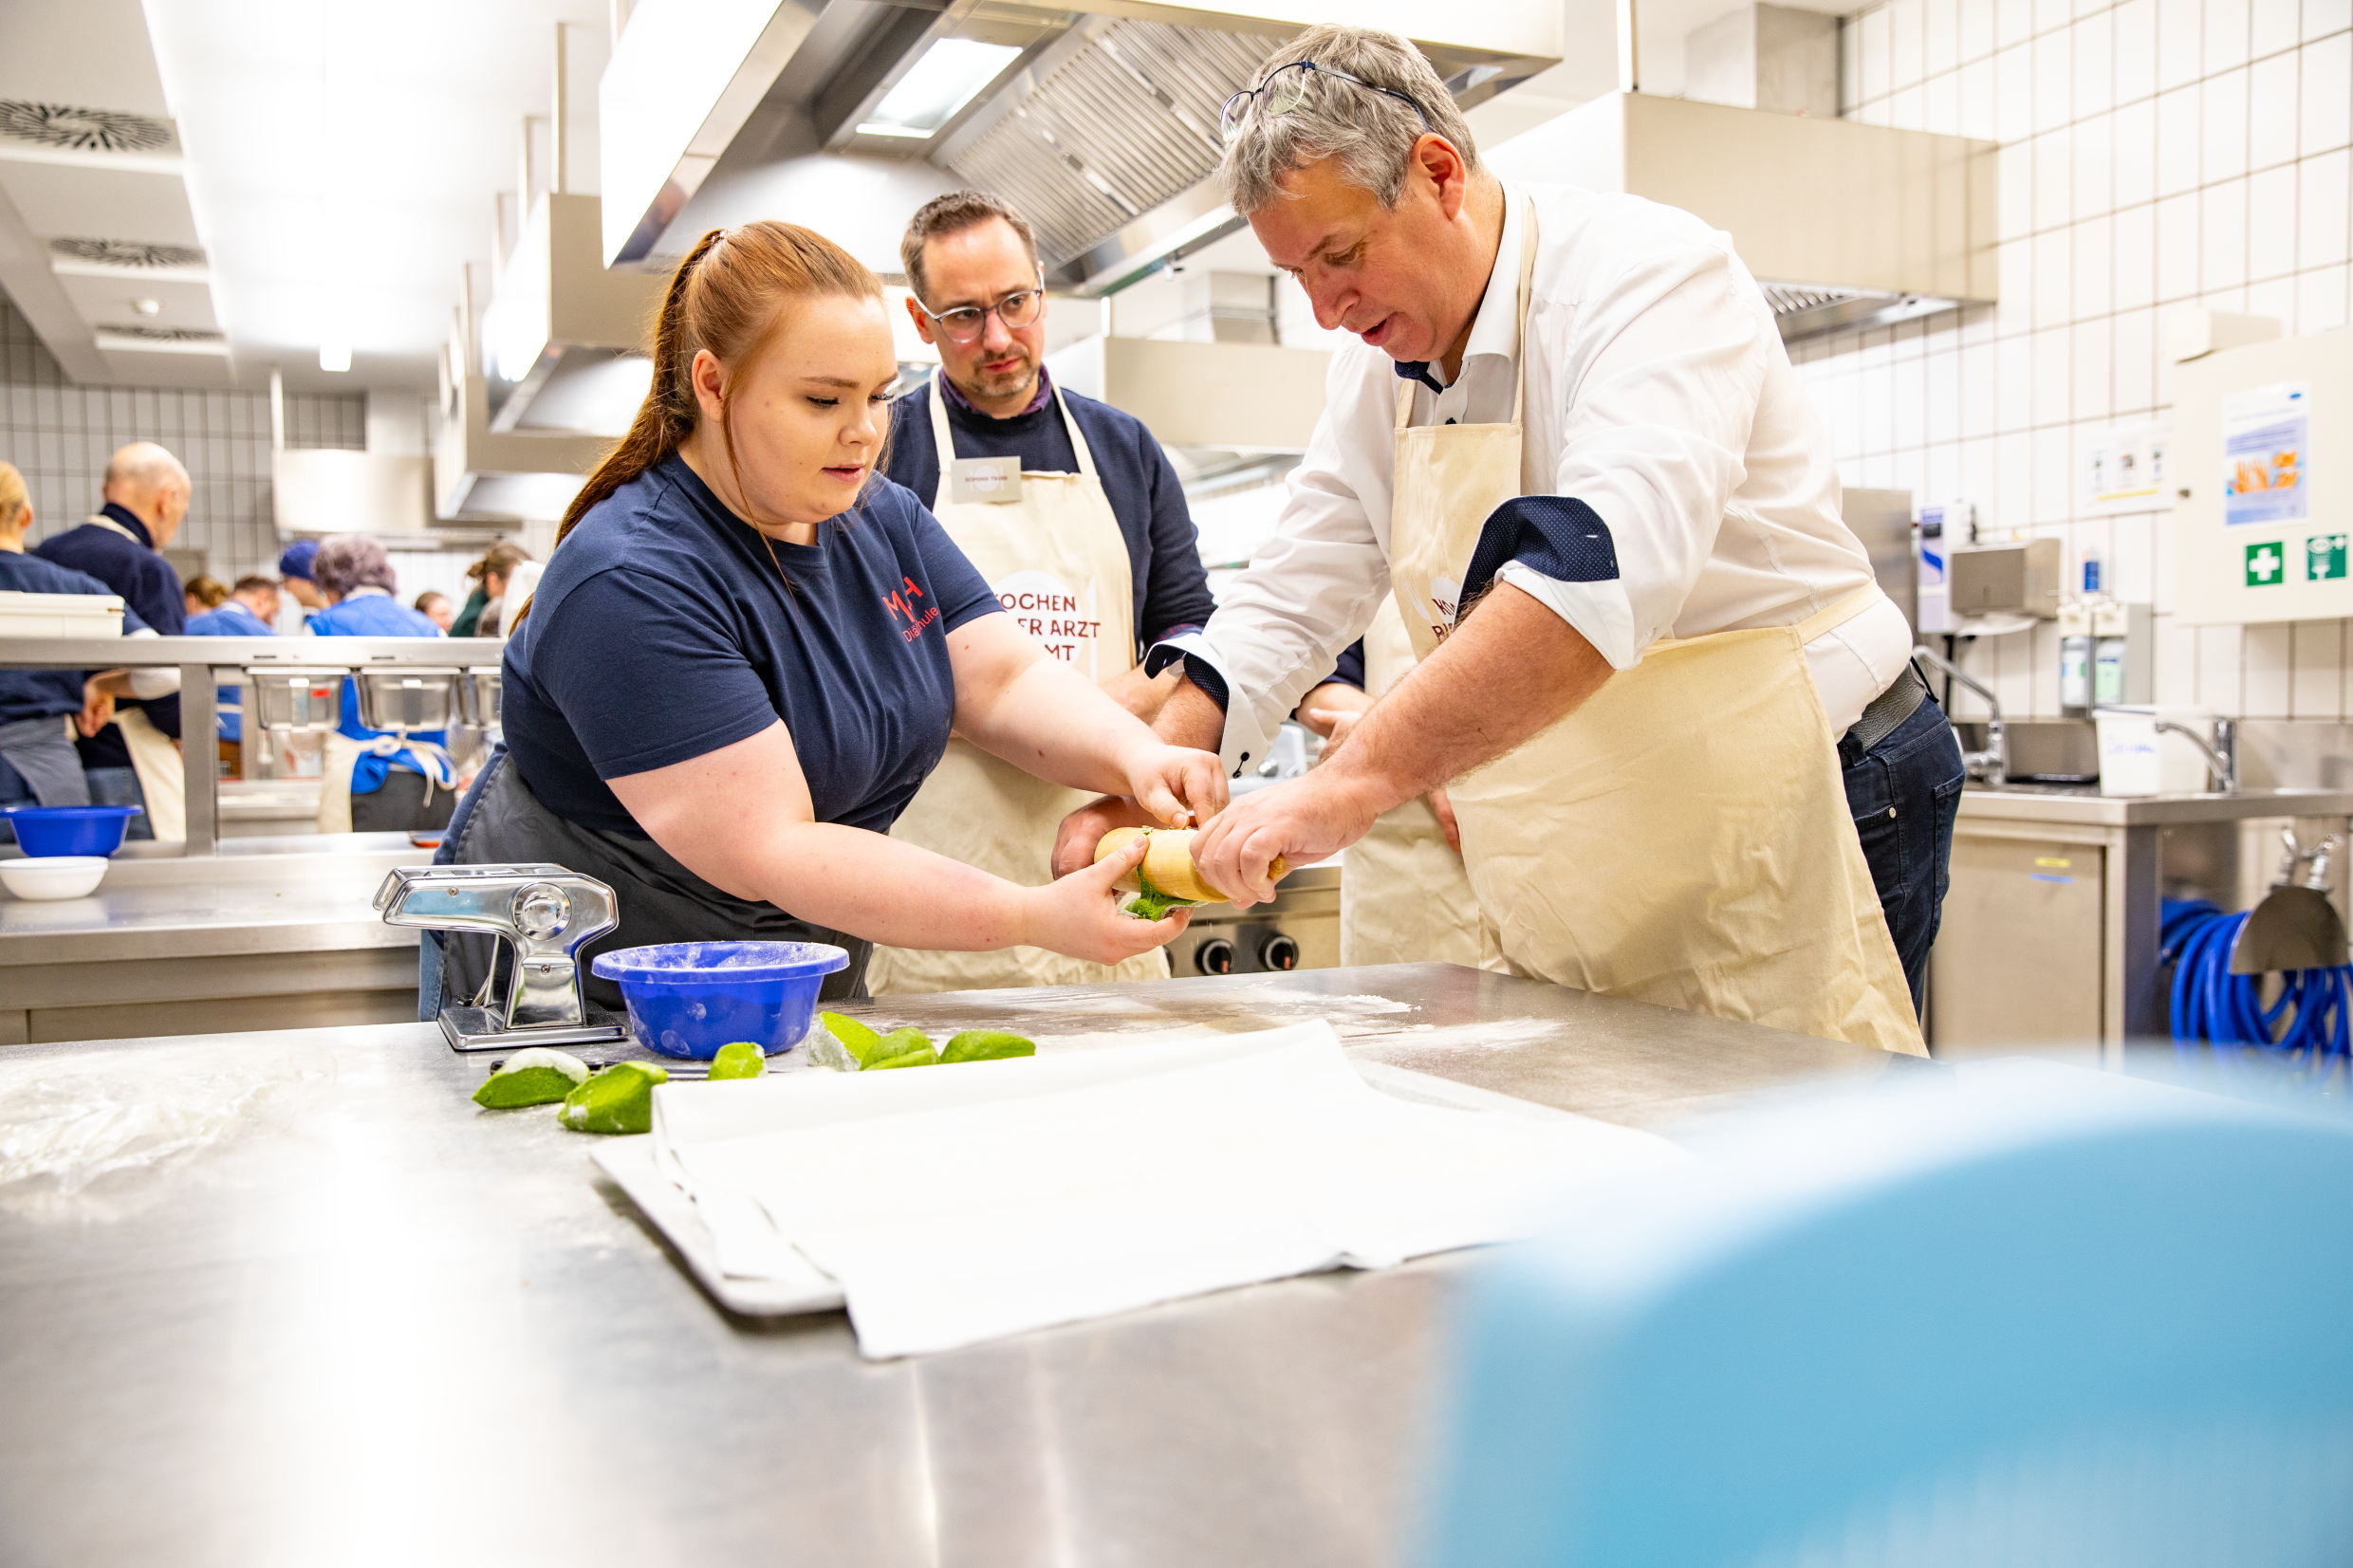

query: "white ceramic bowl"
xmin=0 ymin=856 xmax=108 ymax=900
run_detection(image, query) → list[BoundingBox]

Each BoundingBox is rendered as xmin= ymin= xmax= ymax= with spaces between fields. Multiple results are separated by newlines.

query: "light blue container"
xmin=2 ymin=804 xmax=142 ymax=857
xmin=591 ymin=941 xmax=849 ymax=1061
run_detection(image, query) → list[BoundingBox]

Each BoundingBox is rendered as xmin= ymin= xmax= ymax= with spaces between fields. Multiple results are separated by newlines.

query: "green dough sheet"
xmin=559 ymin=1062 xmax=670 ymax=1135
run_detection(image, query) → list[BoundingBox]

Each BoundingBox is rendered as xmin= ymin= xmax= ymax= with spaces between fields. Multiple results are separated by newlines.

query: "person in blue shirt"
xmin=0 ymin=462 xmax=162 ymax=835
xmin=437 ymin=219 xmax=1225 ymax=1012
xmin=32 ymin=441 xmax=191 ymax=839
xmin=302 ymin=537 xmax=454 ymax=835
xmin=185 ymin=574 xmax=282 ymax=756
xmin=277 ymin=539 xmax=324 ymax=624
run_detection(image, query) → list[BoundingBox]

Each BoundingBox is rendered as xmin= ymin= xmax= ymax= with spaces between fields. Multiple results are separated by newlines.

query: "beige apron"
xmin=865 ymin=385 xmax=1170 ymax=995
xmin=1385 ymin=205 xmax=1923 ymax=1055
xmin=1339 ymin=598 xmax=1482 ymax=968
xmin=116 ymin=705 xmax=184 ymax=843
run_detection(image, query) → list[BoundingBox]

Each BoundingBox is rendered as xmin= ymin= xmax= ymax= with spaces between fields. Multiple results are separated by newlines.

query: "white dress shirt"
xmin=1173 ymin=182 xmax=1915 ymax=773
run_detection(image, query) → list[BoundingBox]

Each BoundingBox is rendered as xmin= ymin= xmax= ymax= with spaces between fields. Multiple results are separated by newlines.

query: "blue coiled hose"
xmin=2162 ymin=897 xmax=2353 ymax=1075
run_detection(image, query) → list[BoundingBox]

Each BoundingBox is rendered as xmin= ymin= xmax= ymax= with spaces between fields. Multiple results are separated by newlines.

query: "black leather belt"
xmin=1839 ymin=662 xmax=1931 ymax=766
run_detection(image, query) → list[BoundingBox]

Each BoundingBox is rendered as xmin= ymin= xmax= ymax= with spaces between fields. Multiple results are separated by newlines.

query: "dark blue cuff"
xmin=1461 ymin=496 xmax=1621 ymax=609
xmin=1328 ymin=638 xmax=1365 ymax=692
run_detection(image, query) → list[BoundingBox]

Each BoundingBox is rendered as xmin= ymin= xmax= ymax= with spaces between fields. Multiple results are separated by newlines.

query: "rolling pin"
xmin=1094 ymin=827 xmax=1288 ymax=903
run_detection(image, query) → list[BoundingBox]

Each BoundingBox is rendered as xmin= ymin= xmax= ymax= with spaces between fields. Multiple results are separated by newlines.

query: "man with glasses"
xmin=869 ymin=189 xmax=1219 ymax=994
xmin=1056 ymin=26 xmax=1958 ymax=1056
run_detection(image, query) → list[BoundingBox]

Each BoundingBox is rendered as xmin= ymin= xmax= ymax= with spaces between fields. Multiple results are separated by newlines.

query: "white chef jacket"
xmin=1165 ymin=182 xmax=1915 ymax=774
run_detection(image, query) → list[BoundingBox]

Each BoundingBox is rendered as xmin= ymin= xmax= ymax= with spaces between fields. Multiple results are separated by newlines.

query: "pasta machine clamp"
xmin=374 ymin=863 xmax=631 ymax=1052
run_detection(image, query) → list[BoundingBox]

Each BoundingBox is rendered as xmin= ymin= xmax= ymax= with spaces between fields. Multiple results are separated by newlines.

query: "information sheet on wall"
xmin=2222 ymin=382 xmax=2311 ymax=527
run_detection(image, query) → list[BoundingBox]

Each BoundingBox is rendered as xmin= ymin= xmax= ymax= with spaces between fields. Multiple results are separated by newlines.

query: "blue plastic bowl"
xmin=2 ymin=805 xmax=142 ymax=858
xmin=591 ymin=941 xmax=850 ymax=1061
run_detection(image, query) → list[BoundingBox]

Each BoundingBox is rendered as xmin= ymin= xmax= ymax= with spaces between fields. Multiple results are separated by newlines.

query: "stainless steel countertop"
xmin=0 ymin=838 xmax=432 ymax=966
xmin=0 ymin=964 xmax=1913 ymax=1567
xmin=1957 ymin=784 xmax=2353 ymax=827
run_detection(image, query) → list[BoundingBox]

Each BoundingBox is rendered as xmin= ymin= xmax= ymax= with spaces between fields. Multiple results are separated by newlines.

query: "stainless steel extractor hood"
xmin=480 ymin=192 xmax=664 ymax=437
xmin=602 ymin=0 xmax=1560 ymax=285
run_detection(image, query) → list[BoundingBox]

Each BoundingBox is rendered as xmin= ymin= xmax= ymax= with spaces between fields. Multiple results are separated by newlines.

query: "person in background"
xmin=451 ymin=542 xmax=528 ymax=637
xmin=306 ymin=536 xmax=455 ymax=834
xmin=185 ymin=574 xmax=282 ymax=766
xmin=277 ymin=540 xmax=324 ymax=625
xmin=182 ymin=574 xmax=229 ymax=617
xmin=414 ymin=590 xmax=454 ymax=632
xmin=33 ymin=442 xmax=190 ymax=840
xmin=867 ymin=189 xmax=1220 ymax=995
xmin=0 ymin=462 xmax=170 ymax=835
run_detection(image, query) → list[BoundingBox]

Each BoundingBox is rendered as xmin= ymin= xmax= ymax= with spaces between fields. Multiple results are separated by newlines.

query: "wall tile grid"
xmin=0 ymin=295 xmax=372 ymax=589
xmin=1811 ymin=0 xmax=2353 ymax=723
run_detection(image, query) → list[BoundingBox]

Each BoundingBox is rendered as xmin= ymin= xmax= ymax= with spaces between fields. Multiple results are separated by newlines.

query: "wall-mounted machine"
xmin=2172 ymin=327 xmax=2351 ymax=627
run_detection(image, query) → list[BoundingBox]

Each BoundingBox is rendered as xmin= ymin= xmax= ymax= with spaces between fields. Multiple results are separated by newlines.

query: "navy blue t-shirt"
xmin=503 ymin=455 xmax=1001 ymax=838
xmin=0 ymin=552 xmax=152 ymax=725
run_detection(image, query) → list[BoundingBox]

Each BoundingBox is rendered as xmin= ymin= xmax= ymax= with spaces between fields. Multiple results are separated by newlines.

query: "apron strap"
xmin=1053 ymin=387 xmax=1100 ymax=480
xmin=925 ymin=378 xmax=956 ymax=511
xmin=1793 ymin=582 xmax=1890 ymax=642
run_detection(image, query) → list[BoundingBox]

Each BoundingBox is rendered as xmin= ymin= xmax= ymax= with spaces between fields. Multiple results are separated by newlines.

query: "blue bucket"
xmin=591 ymin=941 xmax=850 ymax=1061
xmin=3 ymin=805 xmax=142 ymax=858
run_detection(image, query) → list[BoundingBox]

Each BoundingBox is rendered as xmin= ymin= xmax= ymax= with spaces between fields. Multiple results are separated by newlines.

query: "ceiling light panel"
xmin=859 ymin=39 xmax=1022 ymax=139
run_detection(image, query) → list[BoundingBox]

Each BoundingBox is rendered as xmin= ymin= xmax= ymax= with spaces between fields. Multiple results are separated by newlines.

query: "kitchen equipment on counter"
xmin=2 ymin=804 xmax=141 ymax=858
xmin=353 ymin=668 xmax=462 ymax=735
xmin=246 ymin=669 xmax=346 ymax=732
xmin=374 ymin=862 xmax=627 ymax=1052
xmin=589 ymin=941 xmax=849 ymax=1061
xmin=1168 ymin=860 xmax=1342 ymax=977
xmin=0 ymin=855 xmax=108 ymax=900
xmin=457 ymin=666 xmax=502 ymax=729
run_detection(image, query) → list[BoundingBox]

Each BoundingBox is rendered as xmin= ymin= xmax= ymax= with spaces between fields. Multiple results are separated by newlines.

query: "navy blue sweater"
xmin=33 ymin=503 xmax=183 ymax=760
xmin=885 ymin=381 xmax=1215 ymax=655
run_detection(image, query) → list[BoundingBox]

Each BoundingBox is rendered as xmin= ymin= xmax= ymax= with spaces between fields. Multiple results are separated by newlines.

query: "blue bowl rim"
xmin=591 ymin=940 xmax=850 ymax=986
xmin=0 ymin=804 xmax=142 ymax=820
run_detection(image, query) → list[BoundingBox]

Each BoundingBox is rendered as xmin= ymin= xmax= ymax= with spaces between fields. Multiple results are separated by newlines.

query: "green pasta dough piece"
xmin=473 ymin=1047 xmax=591 ymax=1109
xmin=707 ymin=1042 xmax=767 ymax=1080
xmin=938 ymin=1029 xmax=1036 ymax=1063
xmin=558 ymin=1061 xmax=670 ymax=1134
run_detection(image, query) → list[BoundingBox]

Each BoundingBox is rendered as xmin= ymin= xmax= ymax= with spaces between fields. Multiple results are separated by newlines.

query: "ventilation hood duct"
xmin=436 ymin=277 xmax=610 ymax=525
xmin=1487 ymin=91 xmax=1998 ymax=343
xmin=480 ymin=192 xmax=664 ymax=436
xmin=603 ymin=0 xmax=1560 ymax=281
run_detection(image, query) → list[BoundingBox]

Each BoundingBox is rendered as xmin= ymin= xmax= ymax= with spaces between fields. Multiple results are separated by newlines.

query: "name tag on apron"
xmin=949 ymin=456 xmax=1023 ymax=505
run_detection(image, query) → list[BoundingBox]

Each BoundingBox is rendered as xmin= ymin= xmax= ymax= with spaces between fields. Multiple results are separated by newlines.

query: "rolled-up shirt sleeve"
xmin=1462 ymin=236 xmax=1769 ymax=670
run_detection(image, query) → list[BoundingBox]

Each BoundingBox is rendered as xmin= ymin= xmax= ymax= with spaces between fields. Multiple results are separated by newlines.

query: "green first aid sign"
xmin=2246 ymin=542 xmax=2288 ymax=586
xmin=2308 ymin=534 xmax=2349 ymax=581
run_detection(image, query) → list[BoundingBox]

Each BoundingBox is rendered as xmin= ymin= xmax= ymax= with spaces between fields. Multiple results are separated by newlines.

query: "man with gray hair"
xmin=35 ymin=441 xmax=194 ymax=839
xmin=1063 ymin=25 xmax=1959 ymax=1054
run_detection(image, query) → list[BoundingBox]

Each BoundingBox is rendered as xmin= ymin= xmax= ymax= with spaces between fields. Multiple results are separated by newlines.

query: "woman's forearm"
xmin=960 ymin=655 xmax=1156 ymax=797
xmin=684 ymin=818 xmax=1043 ymax=951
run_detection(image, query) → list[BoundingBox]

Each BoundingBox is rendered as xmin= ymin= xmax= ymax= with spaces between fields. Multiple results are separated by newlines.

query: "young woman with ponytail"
xmin=435 ymin=222 xmax=1223 ymax=1008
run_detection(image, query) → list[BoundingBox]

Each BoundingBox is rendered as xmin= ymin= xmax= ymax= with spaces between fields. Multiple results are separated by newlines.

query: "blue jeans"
xmin=84 ymin=766 xmax=156 ymax=839
xmin=1842 ymin=692 xmax=1966 ymax=1020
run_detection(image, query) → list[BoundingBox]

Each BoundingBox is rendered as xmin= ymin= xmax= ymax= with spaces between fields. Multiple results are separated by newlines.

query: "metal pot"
xmin=354 ymin=668 xmax=461 ymax=733
xmin=246 ymin=670 xmax=348 ymax=733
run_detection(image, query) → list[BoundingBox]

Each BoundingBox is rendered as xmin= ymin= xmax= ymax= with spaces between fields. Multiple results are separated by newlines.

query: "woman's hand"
xmin=1114 ymin=737 xmax=1228 ymax=831
xmin=1019 ymin=831 xmax=1188 ymax=963
xmin=78 ymin=674 xmax=120 ymax=738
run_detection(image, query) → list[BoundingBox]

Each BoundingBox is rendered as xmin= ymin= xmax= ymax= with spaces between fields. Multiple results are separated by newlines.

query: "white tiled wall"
xmin=1802 ymin=0 xmax=2353 ymax=723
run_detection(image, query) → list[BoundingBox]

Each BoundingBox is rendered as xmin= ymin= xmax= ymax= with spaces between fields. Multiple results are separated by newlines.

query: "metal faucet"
xmin=2155 ymin=716 xmax=2239 ymax=794
xmin=1910 ymin=646 xmax=2007 ymax=784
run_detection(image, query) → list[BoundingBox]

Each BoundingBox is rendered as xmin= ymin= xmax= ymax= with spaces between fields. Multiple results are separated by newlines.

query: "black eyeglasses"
xmin=916 ymin=267 xmax=1047 ymax=344
xmin=1219 ymin=60 xmax=1435 ymax=145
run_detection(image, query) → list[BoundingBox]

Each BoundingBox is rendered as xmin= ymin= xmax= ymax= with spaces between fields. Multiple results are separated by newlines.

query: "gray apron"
xmin=438 ymin=748 xmax=871 ymax=1013
xmin=0 ymin=714 xmax=92 ymax=806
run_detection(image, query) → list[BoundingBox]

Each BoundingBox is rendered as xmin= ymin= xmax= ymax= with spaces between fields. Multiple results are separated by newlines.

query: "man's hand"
xmin=1191 ymin=769 xmax=1386 ymax=907
xmin=78 ymin=673 xmax=120 ymax=738
xmin=1051 ymin=795 xmax=1159 ymax=878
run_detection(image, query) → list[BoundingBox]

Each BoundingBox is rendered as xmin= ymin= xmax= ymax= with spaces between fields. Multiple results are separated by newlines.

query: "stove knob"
xmin=1258 ymin=932 xmax=1301 ymax=971
xmin=1195 ymin=936 xmax=1235 ymax=976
